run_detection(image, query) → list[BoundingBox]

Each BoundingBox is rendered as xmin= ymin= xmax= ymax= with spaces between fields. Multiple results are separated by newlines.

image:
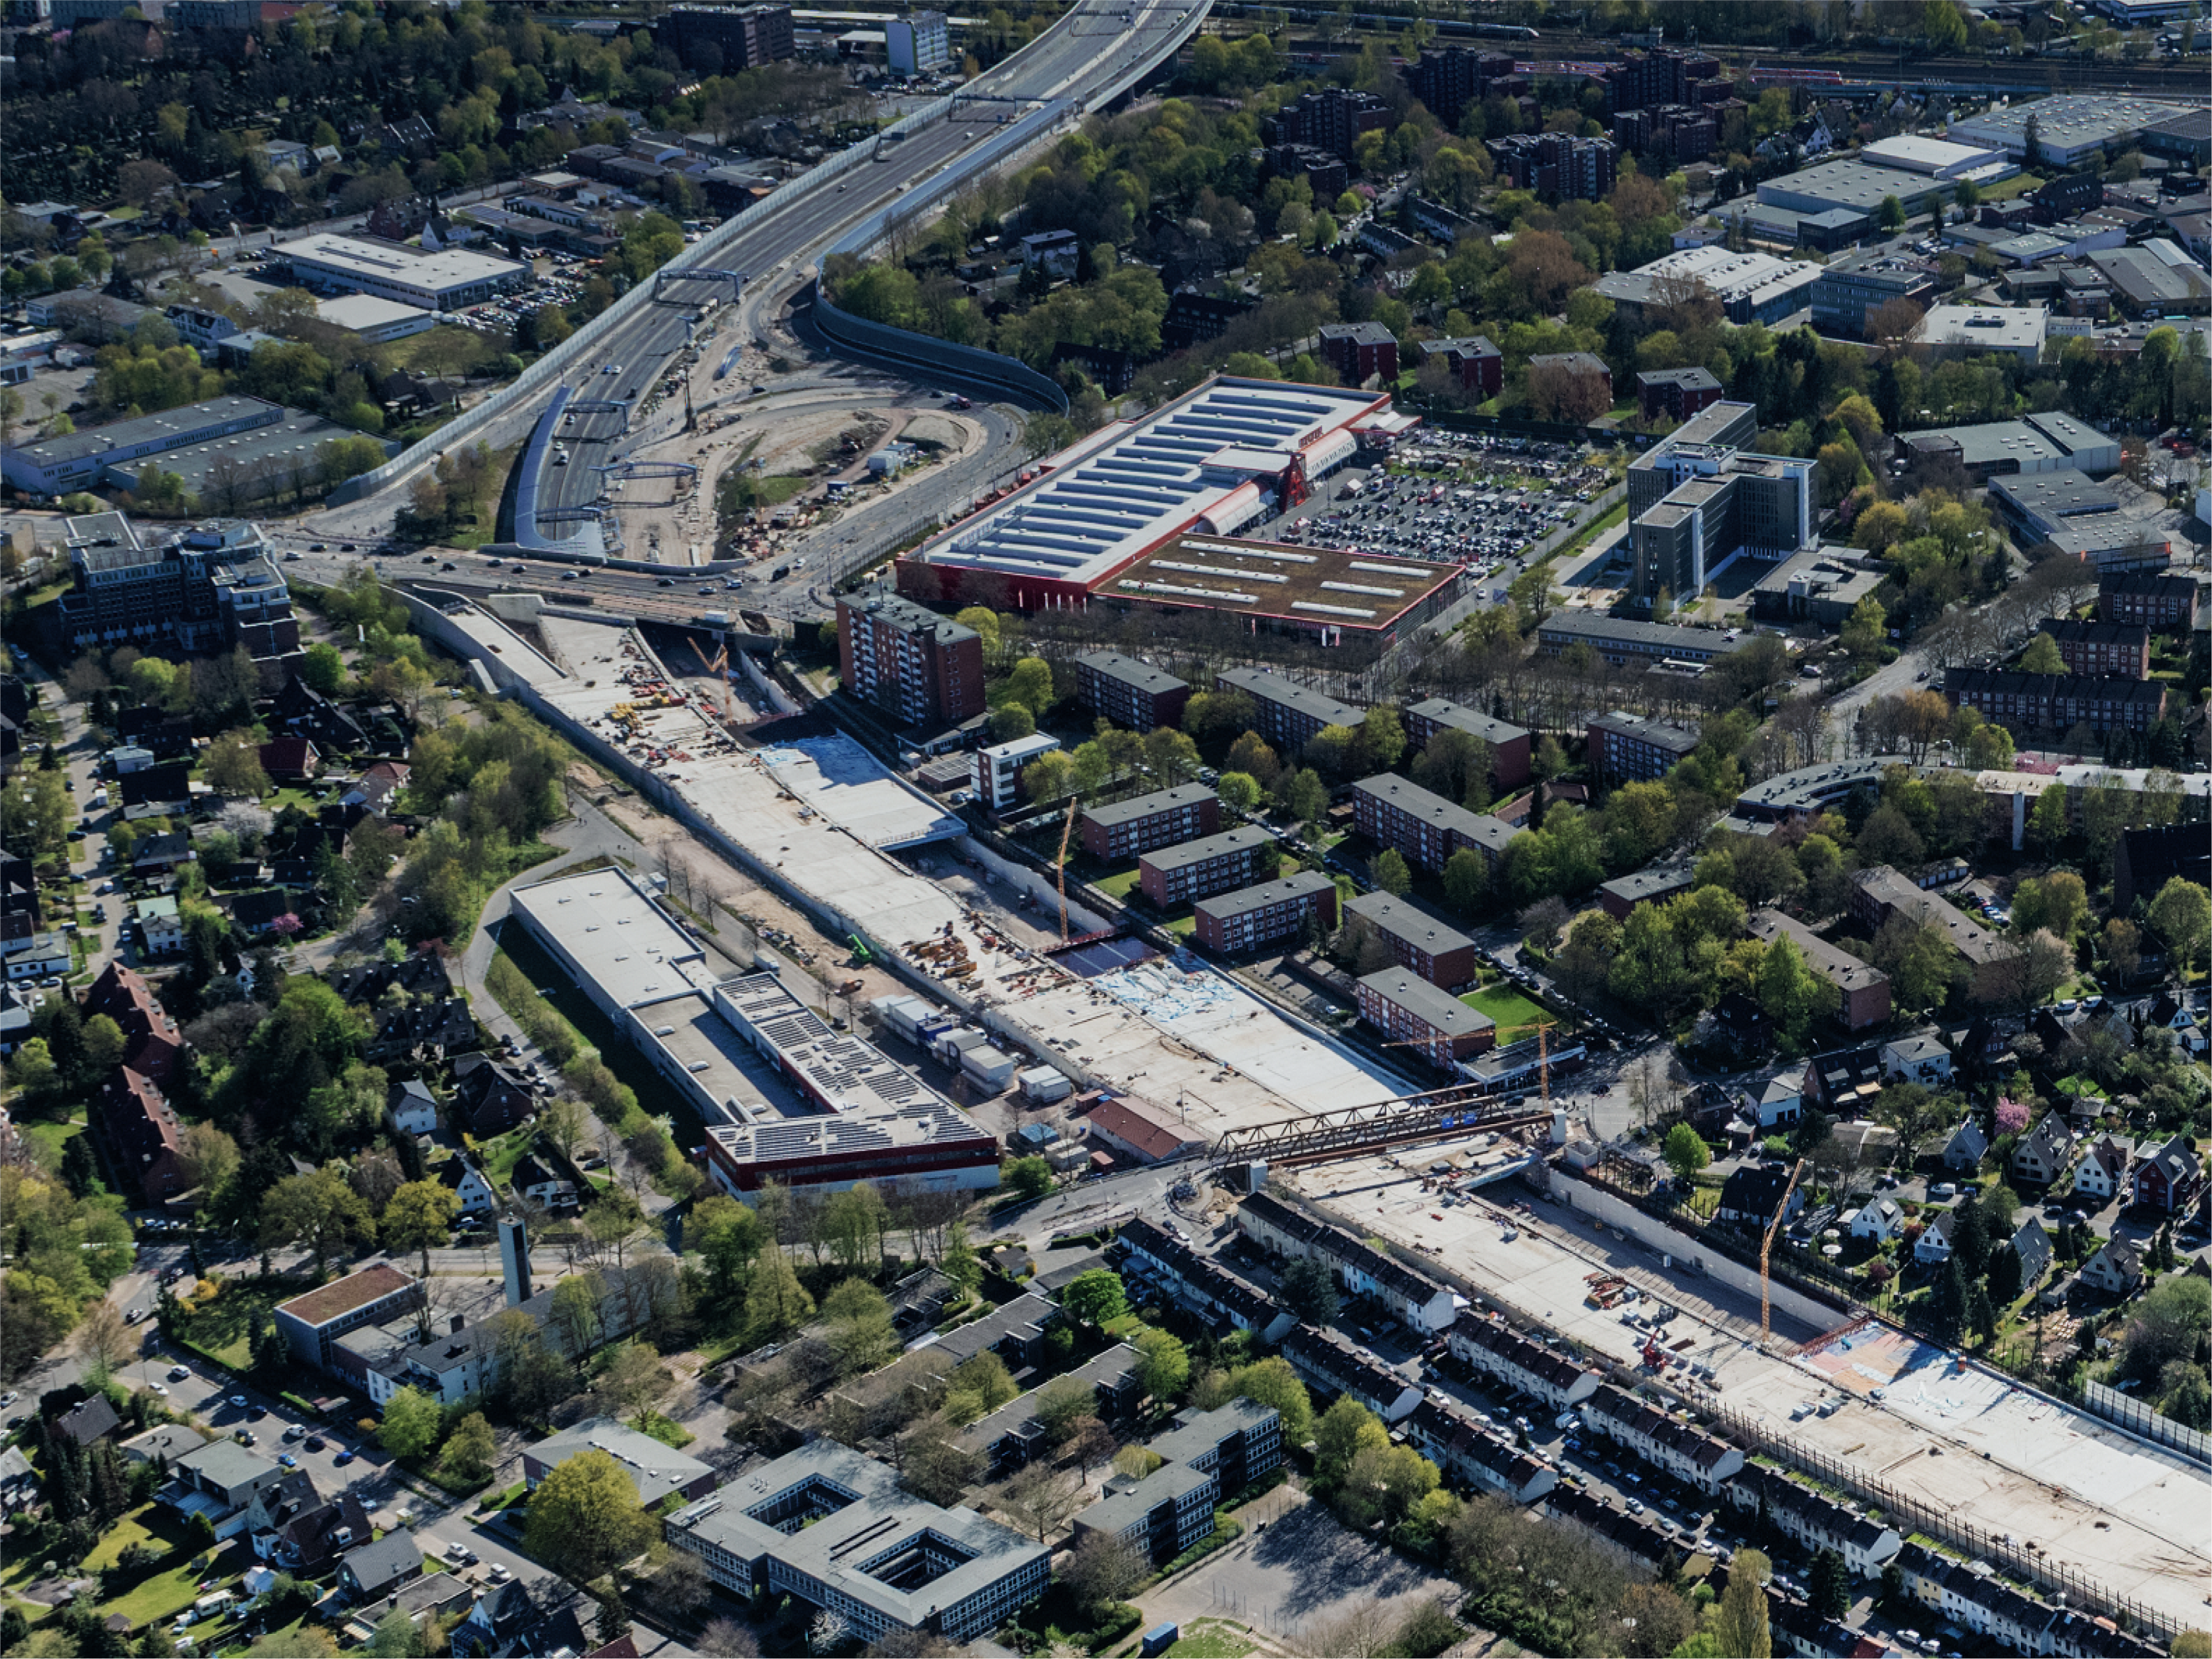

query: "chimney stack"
xmin=497 ymin=1214 xmax=531 ymax=1308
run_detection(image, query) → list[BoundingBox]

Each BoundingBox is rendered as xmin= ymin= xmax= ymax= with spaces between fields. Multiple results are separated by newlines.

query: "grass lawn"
xmin=82 ymin=1504 xmax=186 ymax=1571
xmin=637 ymin=1411 xmax=696 ymax=1450
xmin=474 ymin=1127 xmax=541 ymax=1190
xmin=1092 ymin=867 xmax=1141 ymax=899
xmin=1165 ymin=915 xmax=1197 ymax=939
xmin=1166 ymin=1619 xmax=1256 ymax=1658
xmin=173 ymin=1279 xmax=302 ymax=1371
xmin=2057 ymin=1074 xmax=2107 ymax=1099
xmin=20 ymin=1112 xmax=84 ymax=1171
xmin=99 ymin=1542 xmax=241 ymax=1628
xmin=1461 ymin=984 xmax=1549 ymax=1036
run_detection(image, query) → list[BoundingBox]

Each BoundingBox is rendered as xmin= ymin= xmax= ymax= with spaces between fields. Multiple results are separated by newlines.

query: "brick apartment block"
xmin=1192 ymin=871 xmax=1339 ymax=953
xmin=1072 ymin=650 xmax=1190 ymax=733
xmin=1944 ymin=668 xmax=2167 ymax=734
xmin=1403 ymin=698 xmax=1532 ymax=789
xmin=1350 ymin=774 xmax=1518 ymax=874
xmin=2097 ymin=569 xmax=2198 ymax=631
xmin=835 ymin=593 xmax=985 ymax=727
xmin=1745 ymin=908 xmax=1892 ymax=1030
xmin=1138 ymin=826 xmax=1276 ymax=907
xmin=2038 ymin=617 xmax=2150 ymax=678
xmin=1340 ymin=891 xmax=1477 ymax=988
xmin=1215 ymin=669 xmax=1363 ymax=755
xmin=1355 ymin=968 xmax=1496 ymax=1063
xmin=1079 ymin=783 xmax=1220 ymax=861
xmin=1586 ymin=711 xmax=1702 ymax=784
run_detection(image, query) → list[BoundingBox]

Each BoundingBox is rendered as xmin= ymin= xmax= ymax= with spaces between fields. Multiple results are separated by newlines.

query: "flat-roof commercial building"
xmin=1096 ymin=534 xmax=1468 ymax=649
xmin=1138 ymin=826 xmax=1276 ymax=907
xmin=1071 ymin=650 xmax=1189 ymax=732
xmin=1894 ymin=410 xmax=2117 ymax=483
xmin=1355 ymin=967 xmax=1495 ymax=1064
xmin=1215 ymin=668 xmax=1364 ymax=752
xmin=885 ymin=9 xmax=948 ymax=74
xmin=2038 ymin=617 xmax=2151 ymax=679
xmin=1539 ymin=613 xmax=1733 ymax=668
xmin=1079 ymin=783 xmax=1220 ymax=861
xmin=4 ymin=396 xmax=287 ymax=496
xmin=837 ymin=593 xmax=986 ymax=730
xmin=1748 ymin=546 xmax=1886 ymax=628
xmin=658 ymin=2 xmax=797 ymax=69
xmin=1810 ymin=253 xmax=1940 ymax=339
xmin=315 ymin=294 xmax=438 ymax=343
xmin=1341 ymin=891 xmax=1477 ymax=990
xmin=897 ymin=377 xmax=1388 ymax=613
xmin=272 ymin=233 xmax=526 ymax=312
xmin=663 ymin=1442 xmax=1049 ymax=1645
xmin=1757 ymin=159 xmax=1955 ymax=221
xmin=524 ymin=1418 xmax=717 ymax=1508
xmin=1745 ymin=909 xmax=1891 ymax=1030
xmin=1860 ymin=134 xmax=2011 ymax=178
xmin=2081 ymin=243 xmax=2212 ymax=318
xmin=1592 ymin=246 xmax=1823 ymax=327
xmin=274 ymin=1265 xmax=424 ymax=1381
xmin=1944 ymin=667 xmax=2167 ymax=735
xmin=1947 ymin=95 xmax=2194 ymax=167
xmin=507 ymin=865 xmax=709 ymax=1025
xmin=1986 ymin=470 xmax=2122 ymax=542
xmin=1192 ymin=870 xmax=1339 ymax=954
xmin=1909 ymin=305 xmax=2047 ymax=362
xmin=1404 ymin=698 xmax=1531 ymax=789
xmin=1350 ymin=773 xmax=1518 ymax=875
xmin=1585 ymin=711 xmax=1702 ymax=784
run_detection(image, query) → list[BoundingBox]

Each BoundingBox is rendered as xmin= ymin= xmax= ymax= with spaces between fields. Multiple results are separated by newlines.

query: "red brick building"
xmin=2097 ymin=569 xmax=2198 ymax=631
xmin=1417 ymin=337 xmax=1503 ymax=397
xmin=1636 ymin=367 xmax=1724 ymax=424
xmin=835 ymin=593 xmax=986 ymax=727
xmin=2132 ymin=1132 xmax=2203 ymax=1214
xmin=1318 ymin=322 xmax=1400 ymax=386
xmin=1073 ymin=650 xmax=1190 ymax=733
xmin=1079 ymin=783 xmax=1220 ymax=861
xmin=95 ymin=1066 xmax=187 ymax=1202
xmin=1350 ymin=775 xmax=1518 ymax=875
xmin=1138 ymin=826 xmax=1275 ymax=907
xmin=2038 ymin=618 xmax=2150 ymax=678
xmin=1354 ymin=968 xmax=1496 ymax=1064
xmin=1404 ymin=698 xmax=1531 ymax=789
xmin=1193 ymin=871 xmax=1339 ymax=953
xmin=82 ymin=961 xmax=184 ymax=1088
xmin=1340 ymin=891 xmax=1477 ymax=989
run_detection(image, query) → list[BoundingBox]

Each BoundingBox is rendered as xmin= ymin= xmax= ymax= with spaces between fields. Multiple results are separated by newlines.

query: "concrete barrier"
xmin=810 ymin=286 xmax=1069 ymax=414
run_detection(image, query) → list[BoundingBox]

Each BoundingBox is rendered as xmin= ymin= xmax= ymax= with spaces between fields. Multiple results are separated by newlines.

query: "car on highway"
xmin=657 ymin=577 xmax=675 ymax=586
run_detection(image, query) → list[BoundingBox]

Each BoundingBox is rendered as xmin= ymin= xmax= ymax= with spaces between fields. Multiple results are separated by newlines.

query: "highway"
xmin=305 ymin=0 xmax=1201 ymax=556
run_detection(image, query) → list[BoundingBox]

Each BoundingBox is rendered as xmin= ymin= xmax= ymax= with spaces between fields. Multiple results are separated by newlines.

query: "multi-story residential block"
xmin=2038 ymin=617 xmax=2151 ymax=677
xmin=1415 ymin=335 xmax=1503 ymax=397
xmin=1071 ymin=650 xmax=1189 ymax=732
xmin=95 ymin=1066 xmax=186 ymax=1203
xmin=1526 ymin=351 xmax=1614 ymax=408
xmin=1192 ymin=871 xmax=1339 ymax=954
xmin=1281 ymin=1324 xmax=1424 ymax=1421
xmin=1945 ymin=666 xmax=2168 ymax=735
xmin=1235 ymin=1192 xmax=1458 ymax=1333
xmin=1266 ymin=87 xmax=1391 ymax=160
xmin=1116 ymin=1217 xmax=1295 ymax=1343
xmin=1355 ymin=968 xmax=1496 ymax=1064
xmin=2114 ymin=822 xmax=2212 ymax=911
xmin=1637 ymin=367 xmax=1724 ymax=424
xmin=1403 ymin=1399 xmax=1558 ymax=1504
xmin=1580 ymin=1384 xmax=1745 ymax=1493
xmin=1488 ymin=131 xmax=1618 ymax=200
xmin=1138 ymin=826 xmax=1275 ymax=907
xmin=1402 ymin=45 xmax=1522 ymax=127
xmin=1725 ymin=1467 xmax=1902 ymax=1578
xmin=659 ymin=3 xmax=795 ymax=69
xmin=1214 ymin=668 xmax=1364 ymax=754
xmin=1071 ymin=1400 xmax=1281 ymax=1563
xmin=54 ymin=513 xmax=300 ymax=684
xmin=1586 ymin=711 xmax=1703 ymax=784
xmin=1403 ymin=697 xmax=1531 ymax=787
xmin=1448 ymin=1316 xmax=1603 ymax=1410
xmin=664 ymin=1442 xmax=1049 ymax=1645
xmin=1745 ymin=910 xmax=1893 ymax=1030
xmin=1595 ymin=864 xmax=1698 ymax=921
xmin=1318 ymin=321 xmax=1400 ymax=384
xmin=1079 ymin=783 xmax=1221 ymax=861
xmin=1340 ymin=891 xmax=1477 ymax=989
xmin=2098 ymin=568 xmax=2198 ymax=630
xmin=1350 ymin=774 xmax=1519 ymax=874
xmin=974 ymin=733 xmax=1060 ymax=811
xmin=835 ymin=593 xmax=985 ymax=728
xmin=956 ymin=1345 xmax=1143 ymax=1477
xmin=1850 ymin=865 xmax=2012 ymax=1000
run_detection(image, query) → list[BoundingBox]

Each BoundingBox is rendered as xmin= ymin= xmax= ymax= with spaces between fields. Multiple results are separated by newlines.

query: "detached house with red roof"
xmin=257 ymin=736 xmax=321 ymax=784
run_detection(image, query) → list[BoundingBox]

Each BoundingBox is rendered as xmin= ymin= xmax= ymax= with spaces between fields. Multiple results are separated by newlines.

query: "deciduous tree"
xmin=523 ymin=1448 xmax=656 ymax=1580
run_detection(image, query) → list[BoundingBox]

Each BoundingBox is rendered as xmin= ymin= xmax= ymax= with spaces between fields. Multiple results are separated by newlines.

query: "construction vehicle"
xmin=848 ymin=934 xmax=875 ymax=965
xmin=1760 ymin=1157 xmax=1807 ymax=1350
xmin=1054 ymin=796 xmax=1077 ymax=940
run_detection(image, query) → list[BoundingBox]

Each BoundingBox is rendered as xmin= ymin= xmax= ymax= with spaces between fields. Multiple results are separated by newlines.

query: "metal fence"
xmin=2083 ymin=1380 xmax=2211 ymax=1468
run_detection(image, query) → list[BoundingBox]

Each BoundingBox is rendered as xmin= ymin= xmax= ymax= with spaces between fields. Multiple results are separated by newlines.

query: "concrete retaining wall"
xmin=810 ymin=286 xmax=1068 ymax=413
xmin=1553 ymin=1171 xmax=1847 ymax=1340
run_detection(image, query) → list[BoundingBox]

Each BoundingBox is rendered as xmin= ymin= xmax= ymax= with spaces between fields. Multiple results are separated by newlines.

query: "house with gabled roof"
xmin=1581 ymin=1383 xmax=1745 ymax=1493
xmin=2010 ymin=1114 xmax=2074 ymax=1187
xmin=1915 ymin=1209 xmax=1956 ymax=1266
xmin=388 ymin=1079 xmax=439 ymax=1137
xmin=1942 ymin=1117 xmax=1989 ymax=1173
xmin=2081 ymin=1238 xmax=2143 ymax=1296
xmin=1726 ymin=1466 xmax=1901 ymax=1577
xmin=1404 ymin=1397 xmax=1556 ymax=1504
xmin=1116 ymin=1216 xmax=1294 ymax=1343
xmin=2071 ymin=1134 xmax=2131 ymax=1201
xmin=437 ymin=1155 xmax=496 ymax=1216
xmin=2009 ymin=1217 xmax=2053 ymax=1289
xmin=1234 ymin=1191 xmax=1457 ymax=1333
xmin=1849 ymin=1197 xmax=1904 ymax=1243
xmin=2132 ymin=1132 xmax=2203 ymax=1214
xmin=1447 ymin=1316 xmax=1601 ymax=1411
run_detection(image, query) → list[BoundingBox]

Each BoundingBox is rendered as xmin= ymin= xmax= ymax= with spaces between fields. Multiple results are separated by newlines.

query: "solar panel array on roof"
xmin=923 ymin=378 xmax=1380 ymax=588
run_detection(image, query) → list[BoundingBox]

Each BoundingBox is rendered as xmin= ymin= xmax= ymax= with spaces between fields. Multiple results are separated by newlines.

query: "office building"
xmin=659 ymin=3 xmax=796 ymax=70
xmin=973 ymin=733 xmax=1060 ymax=811
xmin=1340 ymin=891 xmax=1477 ymax=989
xmin=1192 ymin=870 xmax=1338 ymax=953
xmin=274 ymin=1265 xmax=424 ymax=1381
xmin=1810 ymin=253 xmax=1939 ymax=339
xmin=53 ymin=512 xmax=300 ymax=682
xmin=1355 ymin=967 xmax=1496 ymax=1063
xmin=524 ymin=1419 xmax=717 ymax=1508
xmin=2038 ymin=618 xmax=2150 ymax=679
xmin=663 ymin=1442 xmax=1049 ymax=1644
xmin=1071 ymin=650 xmax=1189 ymax=732
xmin=1637 ymin=406 xmax=1762 ymax=521
xmin=836 ymin=592 xmax=986 ymax=728
xmin=1350 ymin=773 xmax=1518 ymax=875
xmin=885 ymin=10 xmax=948 ymax=74
xmin=1587 ymin=711 xmax=1702 ymax=784
xmin=1622 ymin=399 xmax=1813 ymax=604
xmin=1943 ymin=668 xmax=2167 ymax=736
xmin=1138 ymin=826 xmax=1276 ymax=907
xmin=1079 ymin=783 xmax=1219 ymax=861
xmin=1537 ymin=612 xmax=1735 ymax=668
xmin=1909 ymin=305 xmax=2047 ymax=362
xmin=1214 ymin=668 xmax=1364 ymax=753
xmin=272 ymin=234 xmax=526 ymax=312
xmin=1747 ymin=546 xmax=1885 ymax=628
xmin=1403 ymin=697 xmax=1530 ymax=787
